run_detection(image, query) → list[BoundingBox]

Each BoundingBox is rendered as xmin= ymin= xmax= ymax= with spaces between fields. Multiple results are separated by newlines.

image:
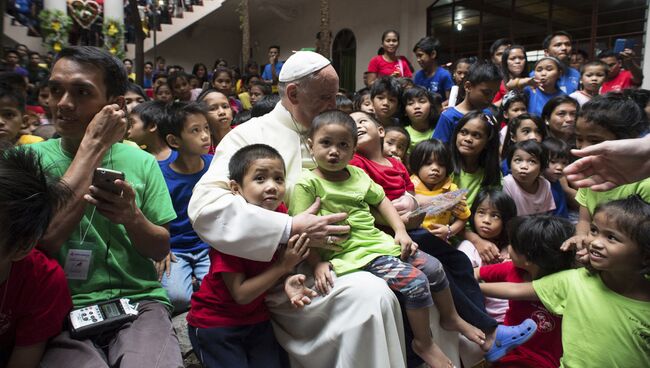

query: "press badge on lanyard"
xmin=64 ymin=208 xmax=98 ymax=281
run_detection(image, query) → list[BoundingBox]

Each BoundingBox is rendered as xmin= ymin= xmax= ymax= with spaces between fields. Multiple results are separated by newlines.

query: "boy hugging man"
xmin=155 ymin=101 xmax=213 ymax=313
xmin=187 ymin=144 xmax=309 ymax=368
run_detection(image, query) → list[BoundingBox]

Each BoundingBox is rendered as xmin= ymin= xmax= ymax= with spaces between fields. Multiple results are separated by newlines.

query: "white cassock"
xmin=188 ymin=101 xmax=407 ymax=368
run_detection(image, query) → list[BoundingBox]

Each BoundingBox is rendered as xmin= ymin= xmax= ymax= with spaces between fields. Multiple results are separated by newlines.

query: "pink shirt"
xmin=367 ymin=55 xmax=413 ymax=78
xmin=502 ymin=175 xmax=556 ymax=216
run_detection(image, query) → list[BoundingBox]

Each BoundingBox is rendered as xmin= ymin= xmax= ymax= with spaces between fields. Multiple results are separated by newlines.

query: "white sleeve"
xmin=188 ymin=127 xmax=290 ymax=262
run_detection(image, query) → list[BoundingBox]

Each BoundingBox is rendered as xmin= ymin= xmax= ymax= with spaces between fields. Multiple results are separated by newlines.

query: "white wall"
xmin=148 ymin=0 xmax=432 ymax=89
xmin=249 ymin=0 xmax=431 ymax=90
xmin=144 ymin=23 xmax=241 ymax=72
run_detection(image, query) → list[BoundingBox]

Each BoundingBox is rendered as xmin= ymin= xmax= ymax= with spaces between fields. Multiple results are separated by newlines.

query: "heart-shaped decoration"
xmin=68 ymin=0 xmax=101 ymax=30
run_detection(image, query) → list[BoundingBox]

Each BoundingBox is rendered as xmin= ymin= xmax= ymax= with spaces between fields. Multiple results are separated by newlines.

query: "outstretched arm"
xmin=564 ymin=135 xmax=650 ymax=191
xmin=479 ymin=282 xmax=539 ymax=301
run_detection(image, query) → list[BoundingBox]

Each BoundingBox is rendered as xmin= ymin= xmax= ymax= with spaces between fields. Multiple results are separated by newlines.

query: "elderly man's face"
xmin=293 ymin=65 xmax=339 ymax=128
xmin=48 ymin=58 xmax=113 ymax=141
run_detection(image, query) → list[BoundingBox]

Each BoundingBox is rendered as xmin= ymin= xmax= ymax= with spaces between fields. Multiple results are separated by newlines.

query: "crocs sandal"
xmin=485 ymin=318 xmax=537 ymax=362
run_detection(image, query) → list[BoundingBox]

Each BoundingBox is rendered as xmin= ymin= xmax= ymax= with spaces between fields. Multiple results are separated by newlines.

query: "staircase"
xmin=3 ymin=14 xmax=47 ymax=53
xmin=3 ymin=0 xmax=226 ymax=57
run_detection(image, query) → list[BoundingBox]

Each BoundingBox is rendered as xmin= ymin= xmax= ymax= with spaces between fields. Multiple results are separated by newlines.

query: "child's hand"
xmin=401 ymin=212 xmax=425 ymax=230
xmin=474 ymin=238 xmax=501 ymax=264
xmin=451 ymin=199 xmax=468 ymax=218
xmin=278 ymin=233 xmax=310 ymax=272
xmin=396 ymin=231 xmax=418 ymax=260
xmin=427 ymin=223 xmax=450 ymax=242
xmin=284 ymin=274 xmax=318 ymax=309
xmin=314 ymin=262 xmax=334 ymax=295
xmin=521 ymin=77 xmax=538 ymax=88
xmin=561 ymin=234 xmax=590 ymax=265
xmin=392 ymin=194 xmax=417 ymax=216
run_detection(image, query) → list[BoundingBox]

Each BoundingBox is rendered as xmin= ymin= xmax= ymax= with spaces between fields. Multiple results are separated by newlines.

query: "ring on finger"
xmin=326 ymin=236 xmax=334 ymax=245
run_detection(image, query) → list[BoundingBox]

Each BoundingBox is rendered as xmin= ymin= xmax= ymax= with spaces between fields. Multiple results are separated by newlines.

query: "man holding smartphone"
xmin=29 ymin=46 xmax=182 ymax=367
xmin=599 ymin=46 xmax=644 ymax=93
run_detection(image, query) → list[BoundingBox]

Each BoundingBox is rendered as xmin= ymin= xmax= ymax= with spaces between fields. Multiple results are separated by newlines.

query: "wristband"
xmin=446 ymin=224 xmax=452 ymax=241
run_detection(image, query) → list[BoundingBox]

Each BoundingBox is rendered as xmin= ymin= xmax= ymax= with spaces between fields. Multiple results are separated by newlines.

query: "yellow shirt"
xmin=411 ymin=175 xmax=470 ymax=230
xmin=238 ymin=92 xmax=252 ymax=110
xmin=16 ymin=134 xmax=44 ymax=145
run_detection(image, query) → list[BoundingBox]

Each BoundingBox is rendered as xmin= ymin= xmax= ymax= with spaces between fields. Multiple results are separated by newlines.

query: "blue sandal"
xmin=485 ymin=318 xmax=537 ymax=362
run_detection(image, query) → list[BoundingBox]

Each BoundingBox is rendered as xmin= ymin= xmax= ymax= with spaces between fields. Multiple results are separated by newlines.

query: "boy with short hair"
xmin=0 ymin=148 xmax=72 ymax=368
xmin=542 ymin=137 xmax=576 ymax=219
xmin=127 ymin=100 xmax=177 ymax=165
xmin=155 ymin=101 xmax=213 ymax=313
xmin=1 ymin=50 xmax=28 ymax=77
xmin=598 ymin=49 xmax=644 ymax=93
xmin=187 ymin=144 xmax=309 ymax=368
xmin=413 ymin=37 xmax=454 ymax=100
xmin=0 ymin=85 xmax=43 ymax=146
xmin=262 ymin=45 xmax=284 ymax=87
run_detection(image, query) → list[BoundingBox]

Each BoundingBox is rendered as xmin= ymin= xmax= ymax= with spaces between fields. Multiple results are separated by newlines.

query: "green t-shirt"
xmin=289 ymin=166 xmax=401 ymax=275
xmin=575 ymin=178 xmax=650 ymax=215
xmin=29 ymin=139 xmax=177 ymax=308
xmin=405 ymin=126 xmax=434 ymax=155
xmin=533 ymin=268 xmax=650 ymax=367
xmin=452 ymin=168 xmax=503 ymax=208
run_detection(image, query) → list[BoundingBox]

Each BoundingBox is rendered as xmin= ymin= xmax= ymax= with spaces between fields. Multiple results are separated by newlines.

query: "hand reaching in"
xmin=474 ymin=238 xmax=501 ymax=264
xmin=277 ymin=233 xmax=310 ymax=272
xmin=313 ymin=262 xmax=334 ymax=295
xmin=285 ymin=274 xmax=318 ymax=309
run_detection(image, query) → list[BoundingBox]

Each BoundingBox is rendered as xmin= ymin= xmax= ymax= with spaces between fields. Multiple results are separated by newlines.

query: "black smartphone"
xmin=93 ymin=168 xmax=125 ymax=195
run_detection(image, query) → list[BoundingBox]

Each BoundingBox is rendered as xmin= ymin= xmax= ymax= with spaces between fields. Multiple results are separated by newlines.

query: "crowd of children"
xmin=1 ymin=27 xmax=649 ymax=368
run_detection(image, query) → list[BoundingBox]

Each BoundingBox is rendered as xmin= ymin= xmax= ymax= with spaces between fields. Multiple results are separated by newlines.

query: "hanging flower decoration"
xmin=102 ymin=18 xmax=125 ymax=60
xmin=67 ymin=0 xmax=101 ymax=30
xmin=39 ymin=10 xmax=72 ymax=54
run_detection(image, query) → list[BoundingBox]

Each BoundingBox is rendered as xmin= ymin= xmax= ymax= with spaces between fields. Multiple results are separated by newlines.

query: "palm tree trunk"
xmin=318 ymin=0 xmax=331 ymax=59
xmin=240 ymin=0 xmax=251 ymax=64
xmin=127 ymin=0 xmax=145 ymax=86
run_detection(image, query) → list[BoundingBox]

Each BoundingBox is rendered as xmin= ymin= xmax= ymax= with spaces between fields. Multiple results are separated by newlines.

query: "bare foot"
xmin=412 ymin=338 xmax=454 ymax=368
xmin=481 ymin=328 xmax=497 ymax=352
xmin=440 ymin=316 xmax=486 ymax=346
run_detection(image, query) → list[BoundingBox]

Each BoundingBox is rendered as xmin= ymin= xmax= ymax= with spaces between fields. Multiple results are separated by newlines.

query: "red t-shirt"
xmin=367 ymin=55 xmax=413 ymax=78
xmin=187 ymin=204 xmax=287 ymax=329
xmin=600 ymin=69 xmax=635 ymax=93
xmin=480 ymin=262 xmax=562 ymax=368
xmin=0 ymin=249 xmax=72 ymax=349
xmin=492 ymin=81 xmax=508 ymax=104
xmin=349 ymin=154 xmax=414 ymax=201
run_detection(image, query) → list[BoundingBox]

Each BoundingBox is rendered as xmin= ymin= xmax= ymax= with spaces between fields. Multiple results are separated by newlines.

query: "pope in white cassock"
xmin=188 ymin=51 xmax=409 ymax=367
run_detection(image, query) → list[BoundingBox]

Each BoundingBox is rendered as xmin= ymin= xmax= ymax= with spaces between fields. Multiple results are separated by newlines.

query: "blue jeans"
xmin=161 ymin=247 xmax=210 ymax=314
